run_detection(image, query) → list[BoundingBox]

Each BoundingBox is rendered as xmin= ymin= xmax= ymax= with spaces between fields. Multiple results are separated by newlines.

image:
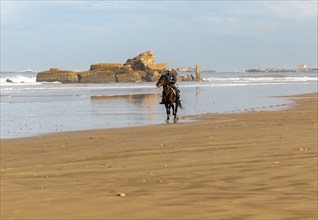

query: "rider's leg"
xmin=170 ymin=84 xmax=181 ymax=101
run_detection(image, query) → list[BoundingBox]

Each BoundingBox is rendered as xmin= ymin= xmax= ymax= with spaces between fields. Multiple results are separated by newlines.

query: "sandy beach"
xmin=1 ymin=93 xmax=317 ymax=219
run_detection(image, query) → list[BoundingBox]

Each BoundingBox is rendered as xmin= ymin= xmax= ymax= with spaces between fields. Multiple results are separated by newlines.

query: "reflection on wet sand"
xmin=196 ymin=86 xmax=201 ymax=104
xmin=91 ymin=94 xmax=161 ymax=121
xmin=91 ymin=94 xmax=160 ymax=105
xmin=196 ymin=86 xmax=201 ymax=97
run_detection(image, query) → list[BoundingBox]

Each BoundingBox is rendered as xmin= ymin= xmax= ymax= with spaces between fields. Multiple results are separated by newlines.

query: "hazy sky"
xmin=1 ymin=1 xmax=317 ymax=71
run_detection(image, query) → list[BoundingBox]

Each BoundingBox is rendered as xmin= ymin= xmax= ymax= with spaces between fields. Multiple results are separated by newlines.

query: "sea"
xmin=1 ymin=70 xmax=317 ymax=139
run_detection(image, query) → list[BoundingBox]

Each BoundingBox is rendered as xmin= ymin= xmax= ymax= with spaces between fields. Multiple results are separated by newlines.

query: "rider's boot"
xmin=177 ymin=89 xmax=181 ymax=102
xmin=177 ymin=93 xmax=181 ymax=102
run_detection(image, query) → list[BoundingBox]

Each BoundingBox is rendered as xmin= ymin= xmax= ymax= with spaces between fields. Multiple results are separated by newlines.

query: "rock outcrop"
xmin=36 ymin=51 xmax=195 ymax=83
xmin=195 ymin=64 xmax=201 ymax=81
xmin=78 ymin=70 xmax=116 ymax=83
xmin=89 ymin=63 xmax=123 ymax=71
xmin=36 ymin=68 xmax=79 ymax=83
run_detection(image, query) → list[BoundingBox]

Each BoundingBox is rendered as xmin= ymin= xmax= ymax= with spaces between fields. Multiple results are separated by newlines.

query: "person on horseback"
xmin=159 ymin=69 xmax=181 ymax=104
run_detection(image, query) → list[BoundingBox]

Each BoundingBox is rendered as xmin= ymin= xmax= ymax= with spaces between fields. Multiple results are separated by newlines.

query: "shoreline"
xmin=2 ymin=71 xmax=317 ymax=140
xmin=1 ymin=93 xmax=317 ymax=219
xmin=0 ymin=92 xmax=304 ymax=140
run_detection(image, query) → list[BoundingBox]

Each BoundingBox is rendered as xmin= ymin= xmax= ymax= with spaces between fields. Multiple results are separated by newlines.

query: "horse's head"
xmin=156 ymin=74 xmax=167 ymax=88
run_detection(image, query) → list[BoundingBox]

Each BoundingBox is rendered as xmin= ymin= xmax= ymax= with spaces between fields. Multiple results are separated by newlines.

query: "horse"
xmin=156 ymin=74 xmax=183 ymax=123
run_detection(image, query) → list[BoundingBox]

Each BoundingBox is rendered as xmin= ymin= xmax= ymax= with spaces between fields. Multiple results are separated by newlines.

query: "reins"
xmin=157 ymin=75 xmax=178 ymax=103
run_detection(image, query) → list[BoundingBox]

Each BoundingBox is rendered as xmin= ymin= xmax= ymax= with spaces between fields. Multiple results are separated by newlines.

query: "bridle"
xmin=156 ymin=75 xmax=167 ymax=88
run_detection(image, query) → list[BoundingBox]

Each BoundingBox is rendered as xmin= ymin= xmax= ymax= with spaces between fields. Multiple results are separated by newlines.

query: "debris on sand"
xmin=117 ymin=192 xmax=126 ymax=197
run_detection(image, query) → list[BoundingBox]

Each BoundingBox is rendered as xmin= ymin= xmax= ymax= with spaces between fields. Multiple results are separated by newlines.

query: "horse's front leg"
xmin=171 ymin=104 xmax=176 ymax=118
xmin=165 ymin=104 xmax=170 ymax=123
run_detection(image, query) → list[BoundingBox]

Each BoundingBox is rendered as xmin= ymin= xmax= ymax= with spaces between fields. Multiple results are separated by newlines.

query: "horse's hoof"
xmin=173 ymin=116 xmax=179 ymax=123
xmin=166 ymin=120 xmax=170 ymax=124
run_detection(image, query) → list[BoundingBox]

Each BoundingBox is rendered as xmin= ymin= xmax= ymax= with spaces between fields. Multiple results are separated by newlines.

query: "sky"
xmin=1 ymin=0 xmax=317 ymax=72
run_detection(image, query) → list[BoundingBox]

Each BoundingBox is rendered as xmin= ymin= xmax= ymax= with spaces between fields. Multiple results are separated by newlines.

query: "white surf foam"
xmin=1 ymin=75 xmax=37 ymax=84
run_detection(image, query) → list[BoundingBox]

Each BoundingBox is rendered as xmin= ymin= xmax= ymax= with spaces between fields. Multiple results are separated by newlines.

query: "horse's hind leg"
xmin=173 ymin=104 xmax=179 ymax=123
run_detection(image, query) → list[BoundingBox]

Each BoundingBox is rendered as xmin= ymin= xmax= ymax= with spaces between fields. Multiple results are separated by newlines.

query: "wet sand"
xmin=1 ymin=93 xmax=317 ymax=219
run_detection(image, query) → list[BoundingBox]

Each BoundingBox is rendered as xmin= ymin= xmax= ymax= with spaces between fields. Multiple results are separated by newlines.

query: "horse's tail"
xmin=177 ymin=100 xmax=183 ymax=109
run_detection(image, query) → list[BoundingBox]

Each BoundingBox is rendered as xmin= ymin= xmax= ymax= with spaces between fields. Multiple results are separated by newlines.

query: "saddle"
xmin=169 ymin=85 xmax=178 ymax=96
xmin=164 ymin=85 xmax=180 ymax=99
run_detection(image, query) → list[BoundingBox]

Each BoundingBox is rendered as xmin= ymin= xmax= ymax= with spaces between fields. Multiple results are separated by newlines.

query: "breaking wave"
xmin=1 ymin=74 xmax=38 ymax=84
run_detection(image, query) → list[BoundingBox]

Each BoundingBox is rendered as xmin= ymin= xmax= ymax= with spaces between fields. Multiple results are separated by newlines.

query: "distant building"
xmin=297 ymin=64 xmax=308 ymax=71
xmin=176 ymin=67 xmax=195 ymax=72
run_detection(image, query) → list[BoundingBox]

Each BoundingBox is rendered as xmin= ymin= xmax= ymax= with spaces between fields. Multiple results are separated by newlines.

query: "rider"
xmin=160 ymin=69 xmax=181 ymax=104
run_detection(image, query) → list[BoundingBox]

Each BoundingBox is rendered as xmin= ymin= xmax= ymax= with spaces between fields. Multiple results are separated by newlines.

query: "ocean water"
xmin=1 ymin=71 xmax=317 ymax=139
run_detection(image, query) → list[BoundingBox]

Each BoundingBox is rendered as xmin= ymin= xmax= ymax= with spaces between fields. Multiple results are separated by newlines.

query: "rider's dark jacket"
xmin=166 ymin=73 xmax=177 ymax=84
xmin=165 ymin=73 xmax=178 ymax=94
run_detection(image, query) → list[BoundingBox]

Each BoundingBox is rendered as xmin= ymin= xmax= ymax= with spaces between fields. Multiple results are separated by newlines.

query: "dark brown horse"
xmin=156 ymin=74 xmax=183 ymax=123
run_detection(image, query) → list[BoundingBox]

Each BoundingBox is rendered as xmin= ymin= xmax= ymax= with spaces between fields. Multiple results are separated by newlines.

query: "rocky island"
xmin=36 ymin=51 xmax=197 ymax=83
